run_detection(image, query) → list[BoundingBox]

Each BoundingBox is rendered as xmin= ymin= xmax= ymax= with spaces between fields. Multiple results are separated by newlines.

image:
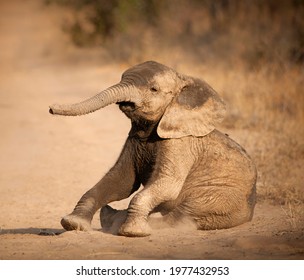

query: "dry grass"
xmin=281 ymin=202 xmax=304 ymax=230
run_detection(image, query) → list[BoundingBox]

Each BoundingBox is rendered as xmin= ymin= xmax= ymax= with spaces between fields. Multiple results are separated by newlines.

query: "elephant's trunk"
xmin=49 ymin=83 xmax=141 ymax=116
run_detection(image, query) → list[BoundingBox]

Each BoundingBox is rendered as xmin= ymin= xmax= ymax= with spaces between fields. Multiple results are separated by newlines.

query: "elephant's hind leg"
xmin=100 ymin=205 xmax=127 ymax=234
xmin=173 ymin=187 xmax=254 ymax=230
xmin=194 ymin=212 xmax=245 ymax=230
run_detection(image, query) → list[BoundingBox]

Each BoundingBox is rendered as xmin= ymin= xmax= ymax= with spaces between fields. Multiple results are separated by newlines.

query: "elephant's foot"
xmin=61 ymin=214 xmax=92 ymax=231
xmin=100 ymin=205 xmax=127 ymax=234
xmin=100 ymin=205 xmax=117 ymax=228
xmin=118 ymin=217 xmax=151 ymax=237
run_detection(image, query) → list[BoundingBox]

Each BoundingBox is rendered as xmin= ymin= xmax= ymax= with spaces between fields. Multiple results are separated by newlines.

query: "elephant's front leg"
xmin=119 ymin=140 xmax=193 ymax=237
xmin=61 ymin=140 xmax=139 ymax=231
xmin=118 ymin=179 xmax=184 ymax=237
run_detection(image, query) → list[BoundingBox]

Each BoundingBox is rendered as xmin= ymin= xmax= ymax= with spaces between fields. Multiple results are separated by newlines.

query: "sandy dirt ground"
xmin=0 ymin=0 xmax=303 ymax=260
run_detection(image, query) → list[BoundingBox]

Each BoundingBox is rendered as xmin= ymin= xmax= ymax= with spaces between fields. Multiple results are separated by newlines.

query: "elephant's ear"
xmin=157 ymin=78 xmax=226 ymax=138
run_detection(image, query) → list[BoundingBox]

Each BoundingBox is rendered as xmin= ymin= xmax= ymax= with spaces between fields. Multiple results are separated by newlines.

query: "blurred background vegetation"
xmin=46 ymin=0 xmax=304 ymax=69
xmin=45 ymin=0 xmax=304 ymax=215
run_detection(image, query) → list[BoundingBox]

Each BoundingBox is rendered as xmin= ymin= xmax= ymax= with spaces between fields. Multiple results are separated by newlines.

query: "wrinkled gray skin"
xmin=49 ymin=61 xmax=257 ymax=237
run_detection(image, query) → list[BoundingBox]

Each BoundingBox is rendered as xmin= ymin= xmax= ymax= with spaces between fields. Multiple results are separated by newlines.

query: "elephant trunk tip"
xmin=49 ymin=104 xmax=60 ymax=115
xmin=49 ymin=104 xmax=67 ymax=116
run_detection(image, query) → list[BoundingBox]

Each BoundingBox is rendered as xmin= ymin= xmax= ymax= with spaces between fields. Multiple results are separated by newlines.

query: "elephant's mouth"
xmin=117 ymin=101 xmax=137 ymax=112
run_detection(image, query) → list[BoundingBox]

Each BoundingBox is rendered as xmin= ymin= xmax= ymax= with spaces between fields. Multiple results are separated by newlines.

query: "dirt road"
xmin=0 ymin=0 xmax=303 ymax=260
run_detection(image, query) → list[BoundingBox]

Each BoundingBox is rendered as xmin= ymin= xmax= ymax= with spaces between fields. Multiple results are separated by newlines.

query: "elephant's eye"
xmin=150 ymin=87 xmax=158 ymax=92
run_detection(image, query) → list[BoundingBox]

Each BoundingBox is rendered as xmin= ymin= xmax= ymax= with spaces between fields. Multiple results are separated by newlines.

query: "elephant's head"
xmin=49 ymin=61 xmax=226 ymax=138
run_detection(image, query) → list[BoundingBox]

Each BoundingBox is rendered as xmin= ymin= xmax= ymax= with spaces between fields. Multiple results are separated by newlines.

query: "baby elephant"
xmin=49 ymin=61 xmax=257 ymax=237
